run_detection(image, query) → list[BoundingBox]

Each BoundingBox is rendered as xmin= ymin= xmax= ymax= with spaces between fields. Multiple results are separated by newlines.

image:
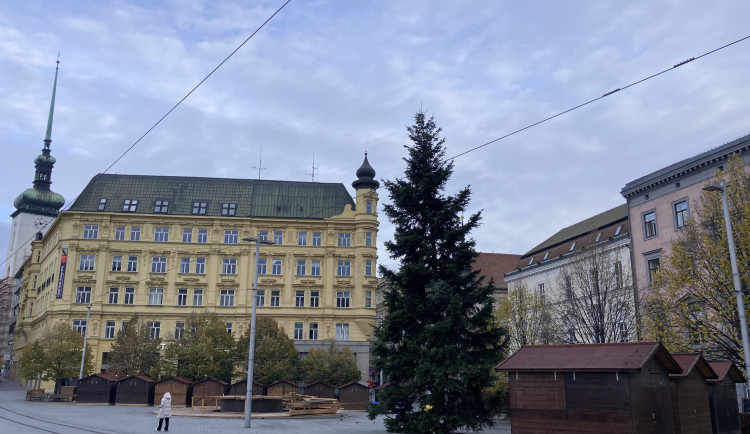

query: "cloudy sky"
xmin=2 ymin=0 xmax=749 ymax=275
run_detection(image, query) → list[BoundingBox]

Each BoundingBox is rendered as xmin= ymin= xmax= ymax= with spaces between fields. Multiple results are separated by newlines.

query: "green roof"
xmin=70 ymin=174 xmax=355 ymax=219
xmin=524 ymin=204 xmax=629 ymax=256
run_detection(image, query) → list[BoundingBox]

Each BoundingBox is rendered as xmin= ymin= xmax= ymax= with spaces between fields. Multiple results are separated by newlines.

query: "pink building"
xmin=620 ymin=133 xmax=750 ymax=297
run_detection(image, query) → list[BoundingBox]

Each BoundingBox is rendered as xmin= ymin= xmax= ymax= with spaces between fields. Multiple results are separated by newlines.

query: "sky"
xmin=2 ymin=0 xmax=750 ymax=276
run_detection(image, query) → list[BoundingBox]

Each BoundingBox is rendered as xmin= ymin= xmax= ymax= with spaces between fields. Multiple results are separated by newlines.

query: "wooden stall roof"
xmin=669 ymin=354 xmax=718 ymax=379
xmin=194 ymin=378 xmax=229 ymax=386
xmin=158 ymin=376 xmax=192 ymax=384
xmin=707 ymin=361 xmax=744 ymax=383
xmin=84 ymin=373 xmax=120 ymax=382
xmin=119 ymin=375 xmax=156 ymax=383
xmin=496 ymin=342 xmax=681 ymax=373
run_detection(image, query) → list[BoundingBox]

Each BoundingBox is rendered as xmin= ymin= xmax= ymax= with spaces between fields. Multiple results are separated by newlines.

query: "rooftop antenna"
xmin=305 ymin=149 xmax=319 ymax=182
xmin=250 ymin=147 xmax=266 ymax=179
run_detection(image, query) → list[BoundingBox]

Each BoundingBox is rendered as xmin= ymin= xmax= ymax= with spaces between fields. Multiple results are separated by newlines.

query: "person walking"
xmin=157 ymin=391 xmax=171 ymax=431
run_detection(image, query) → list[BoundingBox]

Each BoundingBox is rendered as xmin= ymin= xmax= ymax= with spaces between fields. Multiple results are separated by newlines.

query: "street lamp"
xmin=704 ymin=182 xmax=750 ymax=394
xmin=79 ymin=303 xmax=91 ymax=379
xmin=242 ymin=235 xmax=274 ymax=428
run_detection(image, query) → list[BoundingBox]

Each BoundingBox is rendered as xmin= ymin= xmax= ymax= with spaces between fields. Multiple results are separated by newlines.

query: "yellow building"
xmin=12 ymin=157 xmax=380 ymax=387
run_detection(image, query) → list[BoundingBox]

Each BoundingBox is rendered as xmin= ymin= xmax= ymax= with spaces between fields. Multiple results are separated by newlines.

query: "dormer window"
xmin=569 ymin=242 xmax=576 ymax=252
xmin=122 ymin=199 xmax=138 ymax=212
xmin=154 ymin=200 xmax=169 ymax=213
xmin=192 ymin=201 xmax=208 ymax=215
xmin=98 ymin=198 xmax=107 ymax=211
xmin=221 ymin=203 xmax=236 ymax=216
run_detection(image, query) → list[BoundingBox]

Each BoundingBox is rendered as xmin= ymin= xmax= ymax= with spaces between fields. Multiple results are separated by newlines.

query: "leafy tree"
xmin=369 ymin=111 xmax=509 ymax=433
xmin=552 ymin=244 xmax=636 ymax=344
xmin=299 ymin=344 xmax=361 ymax=385
xmin=644 ymin=155 xmax=750 ymax=367
xmin=107 ymin=314 xmax=161 ymax=377
xmin=20 ymin=322 xmax=93 ymax=390
xmin=236 ymin=316 xmax=299 ymax=383
xmin=495 ymin=282 xmax=556 ymax=352
xmin=163 ymin=313 xmax=237 ymax=382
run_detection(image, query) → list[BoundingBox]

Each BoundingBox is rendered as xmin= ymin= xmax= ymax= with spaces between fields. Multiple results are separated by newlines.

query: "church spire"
xmin=12 ymin=59 xmax=65 ymax=217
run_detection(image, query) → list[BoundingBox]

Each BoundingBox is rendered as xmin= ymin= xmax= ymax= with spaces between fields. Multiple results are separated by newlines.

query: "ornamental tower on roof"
xmin=5 ymin=60 xmax=65 ymax=278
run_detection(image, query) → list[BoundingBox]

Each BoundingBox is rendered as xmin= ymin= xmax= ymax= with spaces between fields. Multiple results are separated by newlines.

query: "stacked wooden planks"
xmin=283 ymin=393 xmax=340 ymax=416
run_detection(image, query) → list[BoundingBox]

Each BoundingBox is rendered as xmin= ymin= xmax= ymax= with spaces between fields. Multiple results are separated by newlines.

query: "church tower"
xmin=5 ymin=60 xmax=65 ymax=278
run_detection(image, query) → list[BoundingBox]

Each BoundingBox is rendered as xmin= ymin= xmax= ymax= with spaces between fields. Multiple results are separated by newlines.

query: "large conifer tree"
xmin=369 ymin=111 xmax=508 ymax=433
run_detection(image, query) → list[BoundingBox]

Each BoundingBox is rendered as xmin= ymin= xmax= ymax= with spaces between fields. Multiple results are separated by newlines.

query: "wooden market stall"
xmin=155 ymin=376 xmax=193 ymax=407
xmin=304 ymin=381 xmax=335 ymax=399
xmin=669 ymin=354 xmax=718 ymax=434
xmin=192 ymin=378 xmax=229 ymax=408
xmin=338 ymin=382 xmax=370 ymax=410
xmin=76 ymin=373 xmax=119 ymax=405
xmin=706 ymin=361 xmax=742 ymax=434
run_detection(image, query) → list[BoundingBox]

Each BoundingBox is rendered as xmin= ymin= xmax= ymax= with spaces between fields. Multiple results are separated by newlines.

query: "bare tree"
xmin=496 ymin=282 xmax=557 ymax=352
xmin=552 ymin=244 xmax=636 ymax=344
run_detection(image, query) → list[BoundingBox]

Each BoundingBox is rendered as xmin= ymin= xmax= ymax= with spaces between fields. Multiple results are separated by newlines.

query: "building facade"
xmin=620 ymin=133 xmax=750 ymax=299
xmin=11 ymin=156 xmax=380 ymax=388
xmin=504 ymin=204 xmax=635 ymax=344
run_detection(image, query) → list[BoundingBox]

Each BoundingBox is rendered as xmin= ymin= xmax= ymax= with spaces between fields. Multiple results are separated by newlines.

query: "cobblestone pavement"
xmin=0 ymin=379 xmax=511 ymax=433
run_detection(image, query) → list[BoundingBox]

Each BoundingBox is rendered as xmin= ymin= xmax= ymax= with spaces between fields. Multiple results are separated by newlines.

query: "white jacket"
xmin=158 ymin=392 xmax=172 ymax=418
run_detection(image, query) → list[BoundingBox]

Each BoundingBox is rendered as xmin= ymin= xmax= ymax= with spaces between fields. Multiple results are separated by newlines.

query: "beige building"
xmin=11 ymin=156 xmax=380 ymax=388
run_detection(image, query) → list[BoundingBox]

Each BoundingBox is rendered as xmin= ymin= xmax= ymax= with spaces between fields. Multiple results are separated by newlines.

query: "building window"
xmin=197 ymin=229 xmax=208 ymax=243
xmin=127 ymin=256 xmax=138 ymax=272
xmin=365 ymin=291 xmax=372 ymax=308
xmin=83 ymin=224 xmax=99 ymax=239
xmin=365 ymin=260 xmax=373 ymax=276
xmin=595 ymin=232 xmax=602 ymax=243
xmin=294 ymin=323 xmax=304 ymax=340
xmin=180 ymin=257 xmax=190 ymax=274
xmin=647 ymin=255 xmax=661 ymax=286
xmin=108 ymin=287 xmax=119 ymax=304
xmin=224 ymin=230 xmax=238 ymax=244
xmin=311 ymin=260 xmax=321 ymax=276
xmin=221 ymin=203 xmax=236 ymax=216
xmin=192 ymin=201 xmax=208 ymax=215
xmin=337 ymin=260 xmax=351 ymax=277
xmin=296 ymin=260 xmax=306 ymax=275
xmin=222 ymin=258 xmax=237 ymax=274
xmin=643 ymin=210 xmax=658 ymax=239
xmin=115 ymin=226 xmax=125 ymax=240
xmin=154 ymin=200 xmax=169 ymax=213
xmin=122 ymin=199 xmax=138 ymax=212
xmin=175 ymin=322 xmax=185 ymax=340
xmin=256 ymin=290 xmax=265 ymax=307
xmin=614 ymin=225 xmax=622 ymax=236
xmin=614 ymin=261 xmax=624 ymax=289
xmin=220 ymin=289 xmax=235 ymax=307
xmin=195 ymin=257 xmax=206 ymax=274
xmin=193 ymin=289 xmax=203 ymax=306
xmin=130 ymin=226 xmax=141 ymax=241
xmin=309 ymin=323 xmax=318 ymax=340
xmin=151 ymin=257 xmax=167 ymax=273
xmin=79 ymin=254 xmax=95 ymax=271
xmin=182 ymin=228 xmax=193 ymax=243
xmin=72 ymin=319 xmax=87 ymax=335
xmin=337 ymin=233 xmax=351 ymax=247
xmin=257 ymin=259 xmax=267 ymax=275
xmin=124 ymin=287 xmax=135 ymax=305
xmin=335 ymin=323 xmax=349 ymax=340
xmin=76 ymin=286 xmax=92 ymax=304
xmin=112 ymin=255 xmax=123 ymax=272
xmin=272 ymin=259 xmax=282 ymax=275
xmin=226 ymin=322 xmax=233 ymax=335
xmin=105 ymin=321 xmax=116 ymax=339
xmin=258 ymin=231 xmax=269 ymax=242
xmin=674 ymin=199 xmax=689 ymax=229
xmin=298 ymin=232 xmax=307 ymax=246
xmin=295 ymin=290 xmax=305 ymax=307
xmin=535 ymin=282 xmax=546 ymax=304
xmin=312 ymin=232 xmax=322 ymax=246
xmin=336 ymin=291 xmax=350 ymax=308
xmin=270 ymin=290 xmax=280 ymax=307
xmin=154 ymin=227 xmax=170 ymax=242
xmin=310 ymin=291 xmax=320 ymax=308
xmin=365 ymin=232 xmax=372 ymax=246
xmin=98 ymin=198 xmax=107 ymax=211
xmin=569 ymin=242 xmax=576 ymax=252
xmin=148 ymin=321 xmax=161 ymax=339
xmin=273 ymin=231 xmax=283 ymax=245
xmin=366 ymin=200 xmax=373 ymax=214
xmin=148 ymin=288 xmax=164 ymax=305
xmin=177 ymin=288 xmax=188 ymax=306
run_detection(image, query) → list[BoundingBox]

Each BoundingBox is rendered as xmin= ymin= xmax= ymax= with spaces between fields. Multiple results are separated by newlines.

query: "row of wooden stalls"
xmin=76 ymin=375 xmax=371 ymax=410
xmin=496 ymin=342 xmax=744 ymax=434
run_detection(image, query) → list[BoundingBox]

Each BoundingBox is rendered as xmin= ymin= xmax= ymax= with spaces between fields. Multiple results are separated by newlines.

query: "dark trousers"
xmin=157 ymin=417 xmax=169 ymax=431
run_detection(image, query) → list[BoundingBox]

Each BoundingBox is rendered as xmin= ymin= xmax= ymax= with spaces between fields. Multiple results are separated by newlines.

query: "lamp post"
xmin=79 ymin=303 xmax=91 ymax=379
xmin=704 ymin=182 xmax=750 ymax=394
xmin=242 ymin=236 xmax=273 ymax=428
